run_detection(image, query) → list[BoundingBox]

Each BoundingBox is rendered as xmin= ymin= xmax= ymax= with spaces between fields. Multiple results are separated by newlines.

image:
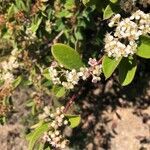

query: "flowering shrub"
xmin=0 ymin=0 xmax=150 ymax=149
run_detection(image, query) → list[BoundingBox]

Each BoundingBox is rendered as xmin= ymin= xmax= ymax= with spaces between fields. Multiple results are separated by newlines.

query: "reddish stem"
xmin=64 ymin=56 xmax=103 ymax=113
xmin=63 ymin=93 xmax=79 ymax=113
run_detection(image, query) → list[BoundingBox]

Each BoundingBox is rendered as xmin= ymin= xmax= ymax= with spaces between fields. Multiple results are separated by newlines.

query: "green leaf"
xmin=37 ymin=143 xmax=44 ymax=150
xmin=110 ymin=0 xmax=118 ymax=3
xmin=51 ymin=43 xmax=84 ymax=70
xmin=12 ymin=76 xmax=22 ymax=88
xmin=0 ymin=80 xmax=4 ymax=86
xmin=103 ymin=3 xmax=121 ymax=20
xmin=82 ymin=0 xmax=107 ymax=12
xmin=103 ymin=5 xmax=114 ymax=20
xmin=30 ymin=16 xmax=43 ymax=33
xmin=64 ymin=0 xmax=75 ymax=10
xmin=136 ymin=36 xmax=150 ymax=59
xmin=65 ymin=115 xmax=81 ymax=128
xmin=52 ymin=85 xmax=66 ymax=98
xmin=118 ymin=57 xmax=137 ymax=86
xmin=7 ymin=4 xmax=17 ymax=18
xmin=44 ymin=145 xmax=51 ymax=150
xmin=56 ymin=10 xmax=72 ymax=18
xmin=82 ymin=0 xmax=91 ymax=5
xmin=42 ymin=80 xmax=52 ymax=87
xmin=15 ymin=0 xmax=27 ymax=11
xmin=27 ymin=123 xmax=49 ymax=150
xmin=102 ymin=55 xmax=122 ymax=79
xmin=43 ymin=68 xmax=51 ymax=80
xmin=26 ymin=99 xmax=34 ymax=107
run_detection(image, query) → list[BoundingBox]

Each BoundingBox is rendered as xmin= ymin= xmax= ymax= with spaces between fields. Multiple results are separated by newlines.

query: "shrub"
xmin=0 ymin=0 xmax=149 ymax=149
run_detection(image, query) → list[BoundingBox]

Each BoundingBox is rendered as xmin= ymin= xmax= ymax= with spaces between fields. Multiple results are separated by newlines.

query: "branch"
xmin=63 ymin=93 xmax=78 ymax=113
xmin=48 ymin=30 xmax=64 ymax=47
xmin=64 ymin=56 xmax=103 ymax=113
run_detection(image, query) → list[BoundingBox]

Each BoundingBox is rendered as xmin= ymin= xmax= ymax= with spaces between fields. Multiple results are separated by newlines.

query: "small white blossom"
xmin=43 ymin=106 xmax=50 ymax=115
xmin=78 ymin=67 xmax=90 ymax=80
xmin=92 ymin=65 xmax=102 ymax=76
xmin=64 ymin=120 xmax=68 ymax=125
xmin=65 ymin=69 xmax=80 ymax=85
xmin=2 ymin=72 xmax=14 ymax=83
xmin=92 ymin=76 xmax=101 ymax=83
xmin=62 ymin=81 xmax=74 ymax=89
xmin=88 ymin=58 xmax=98 ymax=66
xmin=115 ymin=18 xmax=139 ymax=40
xmin=48 ymin=58 xmax=102 ymax=89
xmin=41 ymin=107 xmax=69 ymax=149
xmin=108 ymin=14 xmax=121 ymax=27
xmin=105 ymin=10 xmax=149 ymax=59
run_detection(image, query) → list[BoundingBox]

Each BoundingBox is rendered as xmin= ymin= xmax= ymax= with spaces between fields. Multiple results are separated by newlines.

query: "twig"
xmin=48 ymin=30 xmax=64 ymax=47
xmin=64 ymin=56 xmax=103 ymax=113
xmin=63 ymin=94 xmax=78 ymax=113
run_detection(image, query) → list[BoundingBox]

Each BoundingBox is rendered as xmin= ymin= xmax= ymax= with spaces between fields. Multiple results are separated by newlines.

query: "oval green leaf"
xmin=118 ymin=57 xmax=137 ymax=86
xmin=65 ymin=115 xmax=81 ymax=128
xmin=136 ymin=36 xmax=150 ymax=59
xmin=43 ymin=68 xmax=51 ymax=80
xmin=110 ymin=0 xmax=118 ymax=3
xmin=12 ymin=75 xmax=22 ymax=89
xmin=102 ymin=55 xmax=122 ymax=79
xmin=52 ymin=85 xmax=66 ymax=98
xmin=27 ymin=123 xmax=49 ymax=150
xmin=103 ymin=5 xmax=114 ymax=20
xmin=51 ymin=43 xmax=84 ymax=70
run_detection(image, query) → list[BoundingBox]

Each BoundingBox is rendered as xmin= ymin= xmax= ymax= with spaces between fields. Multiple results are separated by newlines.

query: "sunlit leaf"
xmin=118 ymin=57 xmax=137 ymax=86
xmin=27 ymin=123 xmax=50 ymax=150
xmin=102 ymin=55 xmax=122 ymax=79
xmin=65 ymin=115 xmax=81 ymax=128
xmin=52 ymin=85 xmax=66 ymax=98
xmin=51 ymin=43 xmax=84 ymax=70
xmin=136 ymin=36 xmax=150 ymax=59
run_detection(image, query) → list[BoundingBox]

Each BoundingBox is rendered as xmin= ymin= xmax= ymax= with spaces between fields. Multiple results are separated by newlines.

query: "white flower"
xmin=60 ymin=140 xmax=67 ymax=149
xmin=65 ymin=69 xmax=80 ymax=85
xmin=49 ymin=67 xmax=58 ymax=77
xmin=3 ymin=72 xmax=14 ymax=83
xmin=41 ymin=106 xmax=69 ymax=149
xmin=52 ymin=77 xmax=61 ymax=84
xmin=55 ymin=130 xmax=60 ymax=136
xmin=38 ymin=113 xmax=48 ymax=120
xmin=11 ymin=48 xmax=18 ymax=56
xmin=1 ymin=56 xmax=19 ymax=72
xmin=78 ymin=67 xmax=90 ymax=80
xmin=43 ymin=106 xmax=50 ymax=115
xmin=108 ymin=14 xmax=121 ymax=27
xmin=92 ymin=76 xmax=101 ymax=83
xmin=115 ymin=18 xmax=139 ymax=40
xmin=64 ymin=120 xmax=68 ymax=125
xmin=88 ymin=58 xmax=98 ymax=66
xmin=51 ymin=121 xmax=56 ymax=128
xmin=51 ymin=61 xmax=58 ymax=67
xmin=104 ymin=10 xmax=149 ymax=59
xmin=92 ymin=65 xmax=102 ymax=76
xmin=62 ymin=81 xmax=74 ymax=89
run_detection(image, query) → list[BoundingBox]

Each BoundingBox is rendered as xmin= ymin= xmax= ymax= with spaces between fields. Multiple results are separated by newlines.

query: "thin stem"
xmin=63 ymin=94 xmax=78 ymax=113
xmin=64 ymin=56 xmax=103 ymax=113
xmin=48 ymin=30 xmax=64 ymax=47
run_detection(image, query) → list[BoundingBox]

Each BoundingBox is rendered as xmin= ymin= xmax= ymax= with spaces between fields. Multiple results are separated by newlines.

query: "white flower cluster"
xmin=48 ymin=58 xmax=102 ymax=89
xmin=25 ymin=28 xmax=37 ymax=41
xmin=105 ymin=10 xmax=150 ymax=59
xmin=0 ymin=49 xmax=19 ymax=84
xmin=39 ymin=106 xmax=69 ymax=149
